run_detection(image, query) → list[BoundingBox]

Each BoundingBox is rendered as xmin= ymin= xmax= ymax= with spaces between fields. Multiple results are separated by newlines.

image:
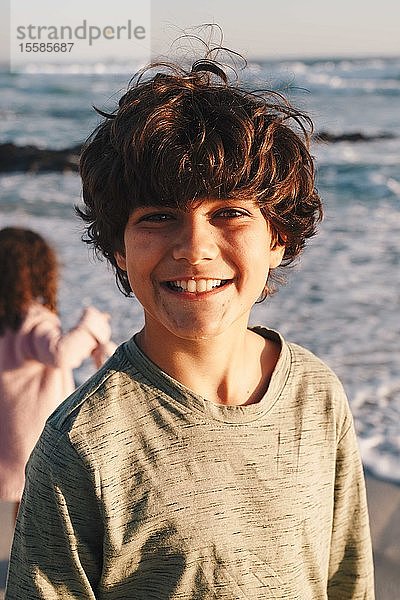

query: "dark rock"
xmin=315 ymin=131 xmax=396 ymax=143
xmin=0 ymin=143 xmax=82 ymax=173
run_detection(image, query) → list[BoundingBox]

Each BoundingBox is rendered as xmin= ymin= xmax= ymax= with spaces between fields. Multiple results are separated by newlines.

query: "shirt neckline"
xmin=123 ymin=327 xmax=292 ymax=424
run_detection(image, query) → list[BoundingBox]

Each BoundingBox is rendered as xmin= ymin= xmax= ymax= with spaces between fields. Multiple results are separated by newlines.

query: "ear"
xmin=114 ymin=250 xmax=127 ymax=271
xmin=269 ymin=242 xmax=285 ymax=269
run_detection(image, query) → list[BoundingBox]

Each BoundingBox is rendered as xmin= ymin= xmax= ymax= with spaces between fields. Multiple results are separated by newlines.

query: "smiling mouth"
xmin=164 ymin=279 xmax=231 ymax=293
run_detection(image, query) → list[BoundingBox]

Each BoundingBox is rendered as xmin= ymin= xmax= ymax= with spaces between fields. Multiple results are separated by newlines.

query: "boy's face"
xmin=115 ymin=198 xmax=285 ymax=344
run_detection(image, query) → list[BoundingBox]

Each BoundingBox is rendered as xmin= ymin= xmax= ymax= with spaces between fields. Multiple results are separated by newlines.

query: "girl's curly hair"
xmin=78 ymin=55 xmax=323 ymax=297
xmin=0 ymin=228 xmax=58 ymax=334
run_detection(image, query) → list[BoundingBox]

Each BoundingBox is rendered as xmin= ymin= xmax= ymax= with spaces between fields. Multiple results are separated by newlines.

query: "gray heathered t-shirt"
xmin=6 ymin=328 xmax=374 ymax=599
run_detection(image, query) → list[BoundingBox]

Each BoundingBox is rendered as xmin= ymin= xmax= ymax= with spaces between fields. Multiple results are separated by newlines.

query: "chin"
xmin=166 ymin=320 xmax=234 ymax=342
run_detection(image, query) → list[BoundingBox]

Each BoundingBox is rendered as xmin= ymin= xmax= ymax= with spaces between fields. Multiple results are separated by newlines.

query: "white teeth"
xmin=196 ymin=280 xmax=207 ymax=293
xmin=187 ymin=279 xmax=197 ymax=293
xmin=206 ymin=280 xmax=214 ymax=292
xmin=168 ymin=279 xmax=227 ymax=293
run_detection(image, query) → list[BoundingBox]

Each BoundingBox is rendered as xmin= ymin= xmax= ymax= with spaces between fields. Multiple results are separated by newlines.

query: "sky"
xmin=152 ymin=0 xmax=400 ymax=59
xmin=1 ymin=0 xmax=399 ymax=65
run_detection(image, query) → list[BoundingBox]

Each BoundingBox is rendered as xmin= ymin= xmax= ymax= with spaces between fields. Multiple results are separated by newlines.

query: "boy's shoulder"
xmin=254 ymin=326 xmax=342 ymax=386
xmin=47 ymin=340 xmax=143 ymax=436
xmin=254 ymin=327 xmax=349 ymax=424
xmin=287 ymin=338 xmax=346 ymax=398
xmin=287 ymin=339 xmax=341 ymax=382
xmin=255 ymin=328 xmax=353 ymax=442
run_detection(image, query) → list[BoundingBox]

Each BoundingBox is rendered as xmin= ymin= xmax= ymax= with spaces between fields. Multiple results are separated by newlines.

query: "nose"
xmin=172 ymin=218 xmax=219 ymax=264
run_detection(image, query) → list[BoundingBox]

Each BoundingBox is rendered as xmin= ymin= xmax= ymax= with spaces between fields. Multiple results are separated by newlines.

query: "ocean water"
xmin=0 ymin=56 xmax=399 ymax=484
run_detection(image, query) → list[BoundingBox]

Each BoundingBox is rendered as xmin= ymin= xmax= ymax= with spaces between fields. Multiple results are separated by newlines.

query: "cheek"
xmin=244 ymin=235 xmax=273 ymax=269
xmin=234 ymin=249 xmax=270 ymax=292
xmin=126 ymin=260 xmax=150 ymax=291
xmin=124 ymin=239 xmax=161 ymax=285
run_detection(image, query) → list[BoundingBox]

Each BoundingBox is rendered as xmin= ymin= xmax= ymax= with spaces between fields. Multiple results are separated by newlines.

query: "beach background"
xmin=1 ymin=1 xmax=399 ymax=598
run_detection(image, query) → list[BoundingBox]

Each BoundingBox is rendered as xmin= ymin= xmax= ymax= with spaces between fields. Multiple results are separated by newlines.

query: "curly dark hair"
xmin=78 ymin=55 xmax=323 ymax=297
xmin=0 ymin=228 xmax=58 ymax=334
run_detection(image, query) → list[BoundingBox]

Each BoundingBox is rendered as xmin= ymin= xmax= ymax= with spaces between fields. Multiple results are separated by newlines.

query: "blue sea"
xmin=0 ymin=56 xmax=399 ymax=484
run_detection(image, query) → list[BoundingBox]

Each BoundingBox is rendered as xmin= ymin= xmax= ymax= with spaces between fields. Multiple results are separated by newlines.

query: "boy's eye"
xmin=139 ymin=213 xmax=175 ymax=223
xmin=214 ymin=208 xmax=250 ymax=219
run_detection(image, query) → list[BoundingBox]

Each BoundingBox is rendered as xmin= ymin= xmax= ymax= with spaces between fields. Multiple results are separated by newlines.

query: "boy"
xmin=6 ymin=55 xmax=374 ymax=599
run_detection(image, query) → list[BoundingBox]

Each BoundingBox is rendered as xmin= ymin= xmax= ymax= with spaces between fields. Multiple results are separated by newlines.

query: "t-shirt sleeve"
xmin=327 ymin=402 xmax=375 ymax=599
xmin=5 ymin=424 xmax=103 ymax=599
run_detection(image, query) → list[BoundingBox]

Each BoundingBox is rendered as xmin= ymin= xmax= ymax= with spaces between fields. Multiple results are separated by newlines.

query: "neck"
xmin=136 ymin=320 xmax=280 ymax=406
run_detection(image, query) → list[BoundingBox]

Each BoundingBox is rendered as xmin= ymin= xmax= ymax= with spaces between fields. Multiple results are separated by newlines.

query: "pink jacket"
xmin=0 ymin=302 xmax=113 ymax=501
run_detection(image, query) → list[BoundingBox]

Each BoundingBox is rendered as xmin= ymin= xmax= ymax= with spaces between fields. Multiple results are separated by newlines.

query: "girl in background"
xmin=0 ymin=227 xmax=114 ymax=517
